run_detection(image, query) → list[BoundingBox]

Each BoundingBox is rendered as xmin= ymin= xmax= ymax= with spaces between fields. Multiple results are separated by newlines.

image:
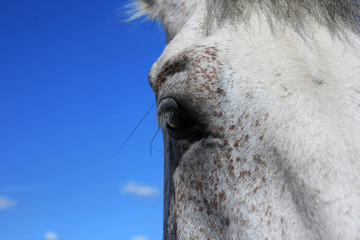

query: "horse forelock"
xmin=131 ymin=0 xmax=360 ymax=38
xmin=206 ymin=0 xmax=360 ymax=35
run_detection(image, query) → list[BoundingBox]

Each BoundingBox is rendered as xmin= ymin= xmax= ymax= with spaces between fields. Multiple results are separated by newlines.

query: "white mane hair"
xmin=206 ymin=0 xmax=360 ymax=35
xmin=127 ymin=0 xmax=160 ymax=21
xmin=130 ymin=0 xmax=360 ymax=39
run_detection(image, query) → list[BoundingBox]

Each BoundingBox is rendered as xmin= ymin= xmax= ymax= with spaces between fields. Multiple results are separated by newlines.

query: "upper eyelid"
xmin=157 ymin=98 xmax=180 ymax=116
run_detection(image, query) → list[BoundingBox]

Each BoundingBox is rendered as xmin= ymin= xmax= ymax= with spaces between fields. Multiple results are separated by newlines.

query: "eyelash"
xmin=158 ymin=110 xmax=193 ymax=129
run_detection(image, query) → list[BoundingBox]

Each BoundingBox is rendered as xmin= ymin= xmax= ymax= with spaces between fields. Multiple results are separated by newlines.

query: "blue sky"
xmin=0 ymin=1 xmax=166 ymax=239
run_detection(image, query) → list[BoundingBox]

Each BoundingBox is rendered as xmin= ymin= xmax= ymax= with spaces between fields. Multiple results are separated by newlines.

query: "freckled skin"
xmin=136 ymin=0 xmax=360 ymax=239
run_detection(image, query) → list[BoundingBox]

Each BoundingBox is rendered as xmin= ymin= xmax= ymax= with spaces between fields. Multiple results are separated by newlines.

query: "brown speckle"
xmin=244 ymin=134 xmax=250 ymax=142
xmin=241 ymin=220 xmax=249 ymax=227
xmin=259 ymin=134 xmax=264 ymax=141
xmin=220 ymin=190 xmax=226 ymax=201
xmin=251 ymin=204 xmax=256 ymax=212
xmin=265 ymin=205 xmax=271 ymax=216
xmin=225 ymin=216 xmax=230 ymax=226
xmin=216 ymin=87 xmax=224 ymax=95
xmin=239 ymin=170 xmax=251 ymax=180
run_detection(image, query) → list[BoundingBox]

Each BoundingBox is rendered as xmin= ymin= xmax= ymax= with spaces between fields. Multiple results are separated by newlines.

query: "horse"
xmin=132 ymin=0 xmax=360 ymax=239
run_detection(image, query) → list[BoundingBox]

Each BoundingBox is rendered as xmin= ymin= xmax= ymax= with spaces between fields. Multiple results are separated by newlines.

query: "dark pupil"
xmin=167 ymin=111 xmax=192 ymax=129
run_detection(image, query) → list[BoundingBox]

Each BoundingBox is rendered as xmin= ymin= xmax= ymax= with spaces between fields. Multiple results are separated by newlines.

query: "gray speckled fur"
xmin=206 ymin=0 xmax=360 ymax=35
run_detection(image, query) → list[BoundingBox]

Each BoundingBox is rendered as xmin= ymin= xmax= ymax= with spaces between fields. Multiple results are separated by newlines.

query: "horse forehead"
xmin=156 ymin=0 xmax=203 ymax=40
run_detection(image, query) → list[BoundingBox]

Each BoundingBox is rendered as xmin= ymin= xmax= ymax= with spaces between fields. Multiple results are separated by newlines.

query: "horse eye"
xmin=157 ymin=98 xmax=202 ymax=140
xmin=165 ymin=110 xmax=199 ymax=139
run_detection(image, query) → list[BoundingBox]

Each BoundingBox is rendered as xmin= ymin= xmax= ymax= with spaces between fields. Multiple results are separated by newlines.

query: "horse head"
xmin=134 ymin=0 xmax=360 ymax=239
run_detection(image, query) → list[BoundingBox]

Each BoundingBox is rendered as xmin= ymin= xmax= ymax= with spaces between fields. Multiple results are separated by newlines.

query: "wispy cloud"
xmin=132 ymin=236 xmax=149 ymax=240
xmin=0 ymin=196 xmax=17 ymax=210
xmin=44 ymin=232 xmax=58 ymax=240
xmin=122 ymin=182 xmax=160 ymax=196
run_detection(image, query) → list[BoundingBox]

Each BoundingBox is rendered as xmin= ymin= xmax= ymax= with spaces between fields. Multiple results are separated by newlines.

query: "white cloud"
xmin=132 ymin=236 xmax=149 ymax=240
xmin=0 ymin=196 xmax=17 ymax=210
xmin=122 ymin=182 xmax=160 ymax=196
xmin=44 ymin=232 xmax=58 ymax=240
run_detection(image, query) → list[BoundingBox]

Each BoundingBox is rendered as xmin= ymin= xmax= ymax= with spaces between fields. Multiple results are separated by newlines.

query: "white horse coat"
xmin=134 ymin=0 xmax=360 ymax=239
